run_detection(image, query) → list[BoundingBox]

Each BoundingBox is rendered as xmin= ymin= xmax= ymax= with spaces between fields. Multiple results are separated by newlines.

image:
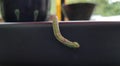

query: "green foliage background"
xmin=50 ymin=0 xmax=120 ymax=16
xmin=66 ymin=0 xmax=120 ymax=16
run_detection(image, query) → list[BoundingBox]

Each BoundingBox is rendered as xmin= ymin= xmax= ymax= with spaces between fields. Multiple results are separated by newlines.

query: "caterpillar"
xmin=52 ymin=15 xmax=80 ymax=48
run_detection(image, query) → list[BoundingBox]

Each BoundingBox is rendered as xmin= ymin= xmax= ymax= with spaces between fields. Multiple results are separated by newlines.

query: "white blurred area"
xmin=91 ymin=15 xmax=120 ymax=21
xmin=90 ymin=0 xmax=120 ymax=21
xmin=109 ymin=0 xmax=120 ymax=4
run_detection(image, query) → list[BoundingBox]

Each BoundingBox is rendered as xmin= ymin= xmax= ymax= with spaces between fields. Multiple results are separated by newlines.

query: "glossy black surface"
xmin=1 ymin=0 xmax=50 ymax=22
xmin=63 ymin=3 xmax=95 ymax=20
xmin=0 ymin=22 xmax=120 ymax=66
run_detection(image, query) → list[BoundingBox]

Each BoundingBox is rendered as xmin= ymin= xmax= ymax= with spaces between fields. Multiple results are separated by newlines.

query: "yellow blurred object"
xmin=65 ymin=0 xmax=66 ymax=4
xmin=0 ymin=18 xmax=4 ymax=22
xmin=56 ymin=0 xmax=61 ymax=21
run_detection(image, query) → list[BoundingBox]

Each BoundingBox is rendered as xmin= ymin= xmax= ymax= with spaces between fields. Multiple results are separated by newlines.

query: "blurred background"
xmin=50 ymin=0 xmax=120 ymax=21
xmin=1 ymin=0 xmax=120 ymax=21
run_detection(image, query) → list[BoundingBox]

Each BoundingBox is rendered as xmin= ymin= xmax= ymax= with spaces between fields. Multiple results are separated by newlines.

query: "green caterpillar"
xmin=52 ymin=15 xmax=80 ymax=48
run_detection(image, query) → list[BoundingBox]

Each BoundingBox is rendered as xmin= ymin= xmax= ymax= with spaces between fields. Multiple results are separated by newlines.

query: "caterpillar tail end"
xmin=73 ymin=42 xmax=80 ymax=48
xmin=66 ymin=42 xmax=80 ymax=49
xmin=71 ymin=42 xmax=80 ymax=48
